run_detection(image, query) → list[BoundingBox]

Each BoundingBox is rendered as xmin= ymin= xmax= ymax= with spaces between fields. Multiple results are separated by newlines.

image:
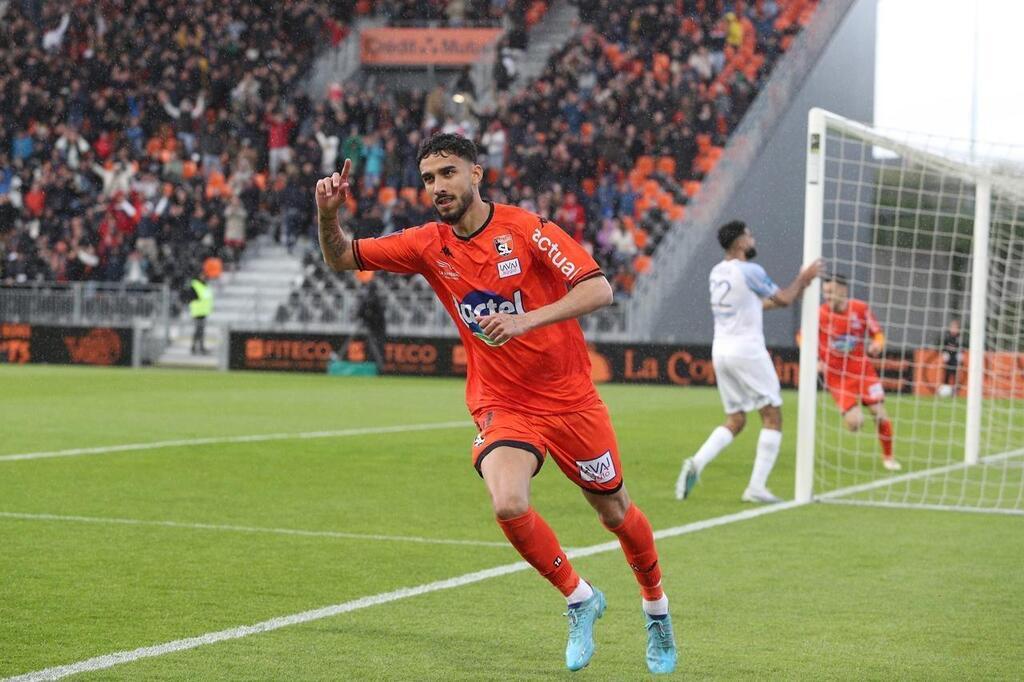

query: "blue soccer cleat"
xmin=564 ymin=588 xmax=606 ymax=671
xmin=644 ymin=611 xmax=678 ymax=674
xmin=675 ymin=457 xmax=699 ymax=500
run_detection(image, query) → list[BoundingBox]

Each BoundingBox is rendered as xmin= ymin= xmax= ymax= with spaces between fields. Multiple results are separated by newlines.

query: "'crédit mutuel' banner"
xmin=360 ymin=28 xmax=502 ymax=66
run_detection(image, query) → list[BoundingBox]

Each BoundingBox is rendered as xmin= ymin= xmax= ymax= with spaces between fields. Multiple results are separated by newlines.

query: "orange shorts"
xmin=471 ymin=402 xmax=624 ymax=495
xmin=826 ymin=362 xmax=885 ymax=413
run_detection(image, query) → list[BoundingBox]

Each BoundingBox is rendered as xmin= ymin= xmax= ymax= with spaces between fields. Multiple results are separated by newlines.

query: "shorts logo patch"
xmin=494 ymin=234 xmax=513 ymax=256
xmin=497 ymin=258 xmax=521 ymax=279
xmin=576 ymin=451 xmax=616 ymax=484
xmin=474 ymin=433 xmax=485 ymax=447
xmin=867 ymin=382 xmax=885 ymax=400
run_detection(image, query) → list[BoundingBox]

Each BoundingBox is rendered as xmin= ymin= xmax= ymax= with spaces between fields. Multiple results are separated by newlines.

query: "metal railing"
xmin=0 ymin=282 xmax=174 ymax=364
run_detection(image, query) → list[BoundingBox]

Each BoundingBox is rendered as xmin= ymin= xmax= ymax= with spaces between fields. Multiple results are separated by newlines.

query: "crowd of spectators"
xmin=0 ymin=0 xmax=349 ymax=290
xmin=2 ymin=0 xmax=816 ymax=306
xmin=475 ymin=0 xmax=818 ymax=293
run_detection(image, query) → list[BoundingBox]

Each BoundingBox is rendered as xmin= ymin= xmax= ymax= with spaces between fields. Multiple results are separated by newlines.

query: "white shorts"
xmin=713 ymin=352 xmax=783 ymax=414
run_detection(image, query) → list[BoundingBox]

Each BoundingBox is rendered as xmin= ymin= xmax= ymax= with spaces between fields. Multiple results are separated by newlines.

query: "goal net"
xmin=795 ymin=109 xmax=1024 ymax=515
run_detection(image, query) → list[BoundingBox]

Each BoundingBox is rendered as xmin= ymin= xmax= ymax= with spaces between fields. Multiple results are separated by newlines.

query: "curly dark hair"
xmin=717 ymin=220 xmax=747 ymax=250
xmin=824 ymin=273 xmax=849 ymax=287
xmin=416 ymin=132 xmax=479 ymax=165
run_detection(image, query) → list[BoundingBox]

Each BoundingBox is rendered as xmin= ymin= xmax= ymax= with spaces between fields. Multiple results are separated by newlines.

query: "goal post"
xmin=795 ymin=108 xmax=826 ymax=504
xmin=795 ymin=108 xmax=1024 ymax=514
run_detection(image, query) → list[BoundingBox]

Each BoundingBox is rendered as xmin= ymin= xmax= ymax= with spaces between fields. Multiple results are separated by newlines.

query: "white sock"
xmin=693 ymin=426 xmax=734 ymax=474
xmin=567 ymin=578 xmax=594 ymax=606
xmin=748 ymin=428 xmax=782 ymax=491
xmin=642 ymin=593 xmax=669 ymax=617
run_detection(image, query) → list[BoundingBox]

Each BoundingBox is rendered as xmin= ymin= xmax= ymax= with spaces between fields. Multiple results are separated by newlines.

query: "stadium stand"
xmin=277 ymin=0 xmax=819 ymax=324
xmin=1 ymin=0 xmax=816 ymax=327
xmin=0 ymin=0 xmax=352 ymax=312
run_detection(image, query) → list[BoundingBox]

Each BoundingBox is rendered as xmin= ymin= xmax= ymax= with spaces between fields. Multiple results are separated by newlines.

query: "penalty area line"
xmin=0 ymin=421 xmax=471 ymax=463
xmin=4 ymin=501 xmax=801 ymax=681
xmin=0 ymin=512 xmax=511 ymax=549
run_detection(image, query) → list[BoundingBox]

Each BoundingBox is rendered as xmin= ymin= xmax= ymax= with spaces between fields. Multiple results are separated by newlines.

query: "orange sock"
xmin=605 ymin=503 xmax=664 ymax=600
xmin=497 ymin=508 xmax=580 ymax=597
xmin=878 ymin=418 xmax=894 ymax=457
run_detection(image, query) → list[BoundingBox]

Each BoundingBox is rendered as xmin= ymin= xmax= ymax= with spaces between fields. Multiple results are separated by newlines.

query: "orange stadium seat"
xmin=629 ymin=170 xmax=646 ymax=192
xmin=202 ymin=256 xmax=223 ymax=280
xmin=377 ymin=187 xmax=397 ymax=206
xmin=684 ymin=180 xmax=702 ymax=198
xmin=633 ymin=253 xmax=652 ymax=274
xmin=669 ymin=205 xmax=686 ymax=221
xmin=656 ymin=156 xmax=676 ymax=177
xmin=696 ymin=134 xmax=712 ymax=152
xmin=635 ymin=156 xmax=656 ymax=178
xmin=642 ymin=179 xmax=660 ymax=196
xmin=399 ymin=187 xmax=418 ymax=204
xmin=656 ymin=193 xmax=674 ymax=210
xmin=633 ymin=228 xmax=649 ymax=250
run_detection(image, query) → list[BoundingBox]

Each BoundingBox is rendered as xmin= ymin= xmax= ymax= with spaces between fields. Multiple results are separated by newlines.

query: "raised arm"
xmin=314 ymin=158 xmax=359 ymax=271
xmin=764 ymin=259 xmax=822 ymax=310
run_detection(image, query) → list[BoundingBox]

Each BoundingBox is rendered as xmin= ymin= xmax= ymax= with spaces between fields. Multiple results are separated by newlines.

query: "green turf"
xmin=1 ymin=365 xmax=1021 ymax=679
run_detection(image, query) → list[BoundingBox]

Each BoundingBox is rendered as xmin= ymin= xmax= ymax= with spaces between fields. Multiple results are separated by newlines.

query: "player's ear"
xmin=471 ymin=163 xmax=483 ymax=187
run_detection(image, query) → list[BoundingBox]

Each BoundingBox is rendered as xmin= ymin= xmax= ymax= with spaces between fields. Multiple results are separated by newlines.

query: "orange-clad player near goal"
xmin=819 ymin=274 xmax=902 ymax=471
xmin=314 ymin=133 xmax=676 ymax=674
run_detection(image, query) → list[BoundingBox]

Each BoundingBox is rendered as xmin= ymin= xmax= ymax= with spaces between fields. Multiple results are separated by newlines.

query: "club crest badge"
xmin=493 ymin=234 xmax=513 ymax=256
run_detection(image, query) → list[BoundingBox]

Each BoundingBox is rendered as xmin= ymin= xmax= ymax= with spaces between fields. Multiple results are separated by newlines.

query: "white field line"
xmin=4 ymin=501 xmax=799 ymax=682
xmin=820 ymin=498 xmax=1024 ymax=516
xmin=0 ymin=421 xmax=471 ymax=463
xmin=12 ymin=448 xmax=1016 ymax=680
xmin=815 ymin=447 xmax=1024 ymax=502
xmin=0 ymin=512 xmax=510 ymax=549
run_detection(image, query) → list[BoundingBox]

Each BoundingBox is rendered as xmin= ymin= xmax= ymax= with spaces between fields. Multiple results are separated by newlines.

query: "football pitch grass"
xmin=1 ymin=365 xmax=1021 ymax=680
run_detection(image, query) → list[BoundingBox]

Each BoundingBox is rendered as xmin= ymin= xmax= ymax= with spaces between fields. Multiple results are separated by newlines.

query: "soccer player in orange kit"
xmin=819 ymin=274 xmax=901 ymax=471
xmin=314 ymin=134 xmax=676 ymax=674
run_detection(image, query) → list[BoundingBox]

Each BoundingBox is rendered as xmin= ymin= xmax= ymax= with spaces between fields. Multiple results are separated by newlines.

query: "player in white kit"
xmin=675 ymin=221 xmax=821 ymax=503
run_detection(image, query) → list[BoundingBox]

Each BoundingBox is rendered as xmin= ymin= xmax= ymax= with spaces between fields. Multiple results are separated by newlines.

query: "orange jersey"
xmin=353 ymin=202 xmax=604 ymax=416
xmin=818 ymin=298 xmax=882 ymax=372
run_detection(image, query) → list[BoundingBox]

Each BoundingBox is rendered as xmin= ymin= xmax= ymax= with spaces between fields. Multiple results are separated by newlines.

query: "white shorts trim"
xmin=713 ymin=352 xmax=783 ymax=414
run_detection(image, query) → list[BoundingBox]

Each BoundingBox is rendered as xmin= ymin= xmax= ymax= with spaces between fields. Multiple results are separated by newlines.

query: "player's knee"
xmin=761 ymin=406 xmax=782 ymax=431
xmin=596 ymin=501 xmax=629 ymax=528
xmin=492 ymin=493 xmax=530 ymax=520
xmin=844 ymin=412 xmax=863 ymax=432
xmin=726 ymin=413 xmax=746 ymax=434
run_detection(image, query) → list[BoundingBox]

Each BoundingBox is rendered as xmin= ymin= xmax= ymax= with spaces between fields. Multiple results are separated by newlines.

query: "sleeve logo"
xmin=531 ymin=227 xmax=577 ymax=277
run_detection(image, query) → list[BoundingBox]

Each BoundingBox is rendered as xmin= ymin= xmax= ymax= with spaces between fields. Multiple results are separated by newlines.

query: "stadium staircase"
xmin=155 ymin=238 xmax=302 ymax=369
xmin=512 ymin=0 xmax=580 ymax=91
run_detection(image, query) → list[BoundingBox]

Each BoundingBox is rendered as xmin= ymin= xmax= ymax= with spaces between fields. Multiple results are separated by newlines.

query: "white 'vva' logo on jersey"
xmin=576 ymin=451 xmax=616 ymax=484
xmin=497 ymin=258 xmax=521 ymax=278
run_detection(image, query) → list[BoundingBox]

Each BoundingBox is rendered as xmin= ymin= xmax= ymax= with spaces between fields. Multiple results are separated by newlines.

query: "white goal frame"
xmin=794 ymin=108 xmax=1003 ymax=504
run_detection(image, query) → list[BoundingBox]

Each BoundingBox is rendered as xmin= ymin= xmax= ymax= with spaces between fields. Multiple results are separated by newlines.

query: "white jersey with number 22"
xmin=709 ymin=259 xmax=780 ymax=357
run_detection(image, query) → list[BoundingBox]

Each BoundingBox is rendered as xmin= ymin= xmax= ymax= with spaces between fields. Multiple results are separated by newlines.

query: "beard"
xmin=434 ymin=187 xmax=474 ymax=225
xmin=744 ymin=247 xmax=757 ymax=260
